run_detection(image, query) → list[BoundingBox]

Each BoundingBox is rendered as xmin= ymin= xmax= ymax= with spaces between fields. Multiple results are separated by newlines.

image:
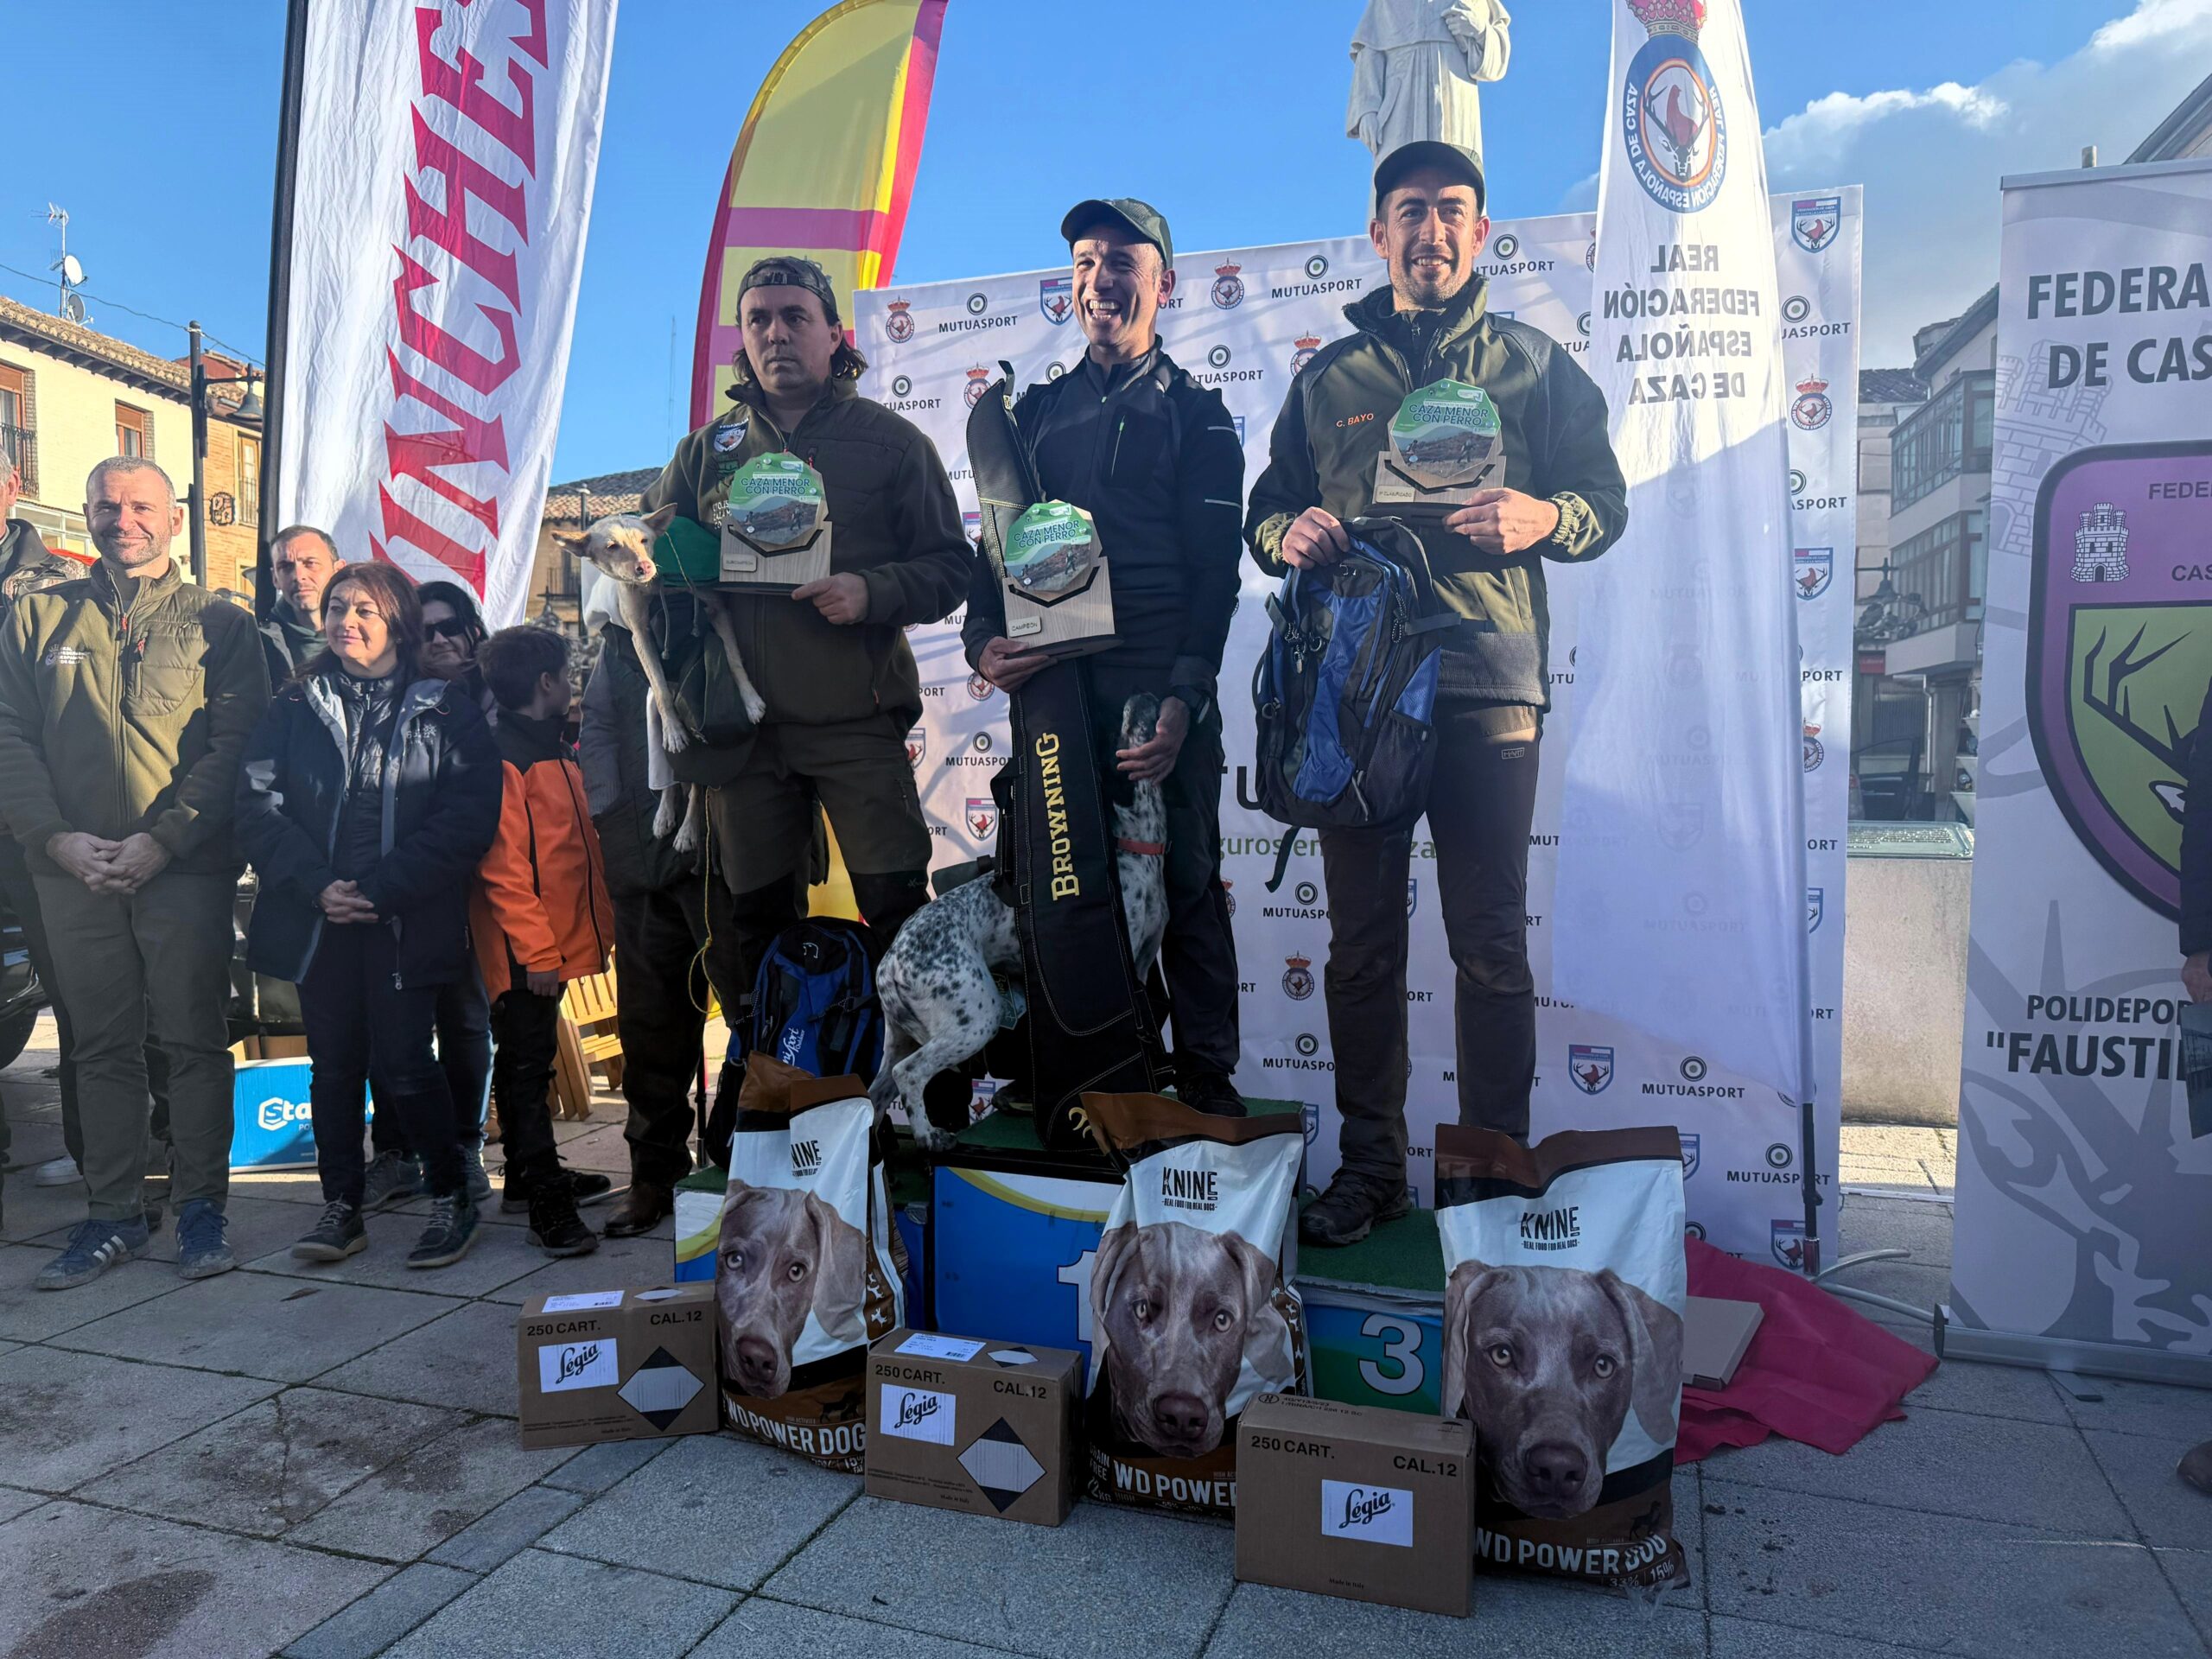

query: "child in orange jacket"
xmin=470 ymin=627 xmax=616 ymax=1257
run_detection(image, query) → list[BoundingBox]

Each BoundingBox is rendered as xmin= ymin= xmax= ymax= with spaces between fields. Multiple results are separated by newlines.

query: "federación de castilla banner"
xmin=274 ymin=0 xmax=618 ymax=627
xmin=852 ymin=187 xmax=1859 ymax=1264
xmin=1951 ymin=156 xmax=2212 ymax=1378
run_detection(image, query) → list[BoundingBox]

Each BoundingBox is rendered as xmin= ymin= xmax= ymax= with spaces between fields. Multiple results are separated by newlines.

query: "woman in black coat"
xmin=235 ymin=563 xmax=502 ymax=1268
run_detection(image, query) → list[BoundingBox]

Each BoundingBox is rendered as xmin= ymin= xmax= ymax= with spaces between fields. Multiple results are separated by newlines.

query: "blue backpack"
xmin=1250 ymin=518 xmax=1457 ymax=890
xmin=750 ymin=918 xmax=882 ymax=1083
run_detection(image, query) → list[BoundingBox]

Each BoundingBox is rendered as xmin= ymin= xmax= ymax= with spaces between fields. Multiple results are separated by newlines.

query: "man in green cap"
xmin=639 ymin=255 xmax=971 ymax=1001
xmin=1246 ymin=140 xmax=1628 ymax=1243
xmin=963 ymin=198 xmax=1248 ymax=1116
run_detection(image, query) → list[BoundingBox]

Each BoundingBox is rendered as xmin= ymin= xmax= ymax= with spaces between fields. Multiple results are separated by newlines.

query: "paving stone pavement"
xmin=0 ymin=1027 xmax=2204 ymax=1657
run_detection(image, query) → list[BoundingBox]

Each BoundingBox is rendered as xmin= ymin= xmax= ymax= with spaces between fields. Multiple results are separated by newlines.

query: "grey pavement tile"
xmin=2056 ymin=1373 xmax=2212 ymax=1446
xmin=1835 ymin=1193 xmax=1955 ymax=1268
xmin=1895 ymin=1356 xmax=2071 ymax=1426
xmin=0 ymin=1344 xmax=277 ymax=1491
xmin=77 ymin=1386 xmax=463 ymax=1537
xmin=227 ymin=1167 xmax=334 ymax=1206
xmin=1699 ymin=1402 xmax=2129 ymax=1535
xmin=700 ymin=1599 xmax=1027 ymax=1658
xmin=241 ymin=1206 xmax=551 ymax=1298
xmin=385 ymin=1547 xmax=737 ymax=1659
xmin=1813 ymin=1256 xmax=1951 ymax=1314
xmin=1834 ymin=1154 xmax=1934 ymax=1192
xmin=426 ymin=1483 xmax=586 ymax=1572
xmin=538 ymin=1433 xmax=856 ymax=1591
xmin=552 ymin=1125 xmax=631 ymax=1173
xmin=138 ymin=1193 xmax=325 ymax=1267
xmin=766 ymin=1495 xmax=1233 ymax=1659
xmin=289 ymin=1415 xmax=579 ymax=1563
xmin=481 ymin=1230 xmax=679 ymax=1305
xmin=49 ymin=1265 xmax=462 ymax=1382
xmin=1707 ymin=1612 xmax=1936 ymax=1657
xmin=1205 ymin=1580 xmax=1700 ymax=1657
xmin=314 ymin=1299 xmax=526 ymax=1416
xmin=0 ymin=1241 xmax=185 ymax=1341
xmin=2157 ymin=1547 xmax=2212 ymax=1638
xmin=0 ymin=1487 xmax=45 ymax=1524
xmin=1705 ymin=1478 xmax=2202 ymax=1659
xmin=0 ymin=1497 xmax=391 ymax=1659
xmin=283 ymin=1562 xmax=478 ymax=1659
xmin=2086 ymin=1429 xmax=2212 ymax=1551
xmin=539 ymin=1435 xmax=673 ymax=1494
xmin=0 ymin=1172 xmax=99 ymax=1242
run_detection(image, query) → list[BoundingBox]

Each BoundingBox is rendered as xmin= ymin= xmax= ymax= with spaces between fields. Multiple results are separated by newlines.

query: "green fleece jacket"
xmin=1245 ymin=280 xmax=1628 ymax=707
xmin=0 ymin=559 xmax=270 ymax=874
xmin=639 ymin=376 xmax=973 ymax=730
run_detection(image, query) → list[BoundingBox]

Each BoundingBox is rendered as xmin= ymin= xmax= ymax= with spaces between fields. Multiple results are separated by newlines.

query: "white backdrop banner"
xmin=1951 ymin=157 xmax=2212 ymax=1376
xmin=1556 ymin=0 xmax=1812 ymax=1262
xmin=853 ymin=185 xmax=1859 ymax=1263
xmin=274 ymin=0 xmax=618 ymax=626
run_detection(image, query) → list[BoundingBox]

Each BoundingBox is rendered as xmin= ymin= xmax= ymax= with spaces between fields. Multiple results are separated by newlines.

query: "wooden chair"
xmin=563 ymin=967 xmax=625 ymax=1090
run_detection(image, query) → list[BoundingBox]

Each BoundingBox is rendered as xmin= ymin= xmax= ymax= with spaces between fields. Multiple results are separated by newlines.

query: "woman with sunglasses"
xmin=236 ymin=564 xmax=502 ymax=1266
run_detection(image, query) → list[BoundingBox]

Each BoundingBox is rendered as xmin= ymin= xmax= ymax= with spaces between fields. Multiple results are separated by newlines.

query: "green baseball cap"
xmin=1372 ymin=141 xmax=1487 ymax=216
xmin=1060 ymin=198 xmax=1173 ymax=271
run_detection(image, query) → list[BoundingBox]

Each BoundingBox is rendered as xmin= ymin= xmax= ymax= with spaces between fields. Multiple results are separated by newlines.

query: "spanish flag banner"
xmin=690 ymin=0 xmax=948 ymax=425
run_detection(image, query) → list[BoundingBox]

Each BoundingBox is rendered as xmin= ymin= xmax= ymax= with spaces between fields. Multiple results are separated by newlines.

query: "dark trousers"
xmin=728 ymin=868 xmax=926 ymax=985
xmin=1087 ymin=669 xmax=1241 ymax=1080
xmin=613 ymin=871 xmax=750 ymax=1188
xmin=1319 ymin=710 xmax=1540 ymax=1182
xmin=0 ymin=838 xmax=169 ymax=1169
xmin=371 ymin=968 xmax=489 ymax=1160
xmin=490 ymin=986 xmax=562 ymax=1185
xmin=299 ymin=922 xmax=466 ymax=1205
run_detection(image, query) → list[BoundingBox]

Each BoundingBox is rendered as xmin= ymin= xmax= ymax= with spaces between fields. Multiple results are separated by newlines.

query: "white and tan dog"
xmin=554 ymin=505 xmax=767 ymax=853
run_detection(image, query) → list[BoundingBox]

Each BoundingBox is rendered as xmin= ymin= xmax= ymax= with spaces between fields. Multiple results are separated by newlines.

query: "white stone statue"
xmin=1348 ymin=0 xmax=1512 ymax=167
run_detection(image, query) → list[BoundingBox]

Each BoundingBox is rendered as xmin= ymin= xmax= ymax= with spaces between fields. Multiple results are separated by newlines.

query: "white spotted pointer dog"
xmin=871 ymin=693 xmax=1169 ymax=1152
xmin=554 ymin=505 xmax=767 ymax=855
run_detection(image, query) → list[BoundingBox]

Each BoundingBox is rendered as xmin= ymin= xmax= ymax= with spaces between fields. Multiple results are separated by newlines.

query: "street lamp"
xmin=187 ymin=319 xmax=262 ymax=588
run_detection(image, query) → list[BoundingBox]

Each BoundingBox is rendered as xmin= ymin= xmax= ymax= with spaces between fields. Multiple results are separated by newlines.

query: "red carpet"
xmin=1677 ymin=1236 xmax=1940 ymax=1463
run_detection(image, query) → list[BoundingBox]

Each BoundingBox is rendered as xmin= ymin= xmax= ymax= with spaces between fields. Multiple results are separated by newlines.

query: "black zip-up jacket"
xmin=579 ymin=621 xmax=696 ymax=899
xmin=235 ymin=672 xmax=502 ymax=987
xmin=963 ymin=345 xmax=1245 ymax=699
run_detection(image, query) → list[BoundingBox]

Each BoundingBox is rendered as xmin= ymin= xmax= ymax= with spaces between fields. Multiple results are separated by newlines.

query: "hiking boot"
xmin=502 ymin=1166 xmax=611 ymax=1213
xmin=2182 ymin=1439 xmax=2212 ymax=1497
xmin=1299 ymin=1174 xmax=1414 ymax=1249
xmin=460 ymin=1144 xmax=493 ymax=1206
xmin=36 ymin=1217 xmax=151 ymax=1290
xmin=1177 ymin=1071 xmax=1248 ymax=1118
xmin=603 ymin=1179 xmax=673 ymax=1239
xmin=360 ymin=1151 xmax=423 ymax=1213
xmin=175 ymin=1199 xmax=235 ymax=1280
xmin=293 ymin=1200 xmax=367 ymax=1262
xmin=526 ymin=1177 xmax=599 ymax=1258
xmin=407 ymin=1192 xmax=480 ymax=1269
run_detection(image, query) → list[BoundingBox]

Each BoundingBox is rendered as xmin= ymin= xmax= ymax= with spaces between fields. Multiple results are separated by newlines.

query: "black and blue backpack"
xmin=1250 ymin=517 xmax=1457 ymax=890
xmin=750 ymin=918 xmax=882 ymax=1083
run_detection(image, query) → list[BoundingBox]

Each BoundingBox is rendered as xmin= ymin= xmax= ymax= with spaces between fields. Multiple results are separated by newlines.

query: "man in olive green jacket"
xmin=0 ymin=457 xmax=270 ymax=1287
xmin=1247 ymin=140 xmax=1627 ymax=1246
xmin=640 ymin=255 xmax=970 ymax=987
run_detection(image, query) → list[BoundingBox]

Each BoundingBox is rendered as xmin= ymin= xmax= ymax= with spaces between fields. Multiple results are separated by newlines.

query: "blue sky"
xmin=4 ymin=0 xmax=2205 ymax=483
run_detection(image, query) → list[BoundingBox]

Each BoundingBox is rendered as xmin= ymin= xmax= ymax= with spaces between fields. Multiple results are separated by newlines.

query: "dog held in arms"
xmin=552 ymin=504 xmax=767 ymax=854
xmin=870 ymin=693 xmax=1169 ymax=1153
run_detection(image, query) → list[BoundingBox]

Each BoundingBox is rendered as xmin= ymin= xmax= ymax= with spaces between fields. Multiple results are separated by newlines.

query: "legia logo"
xmin=894 ymin=1390 xmax=939 ymax=1428
xmin=1620 ymin=0 xmax=1727 ymax=214
xmin=1339 ymin=1487 xmax=1395 ymax=1528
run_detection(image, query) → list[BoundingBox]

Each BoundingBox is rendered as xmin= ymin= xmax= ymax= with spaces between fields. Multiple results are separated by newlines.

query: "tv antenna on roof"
xmin=45 ymin=205 xmax=89 ymax=327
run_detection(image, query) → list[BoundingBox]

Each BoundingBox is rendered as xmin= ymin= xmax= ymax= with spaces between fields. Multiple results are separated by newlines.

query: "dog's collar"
xmin=1115 ymin=836 xmax=1166 ymax=856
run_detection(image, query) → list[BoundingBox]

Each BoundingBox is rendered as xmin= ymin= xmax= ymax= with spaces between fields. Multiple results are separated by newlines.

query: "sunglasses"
xmin=424 ymin=617 xmax=476 ymax=643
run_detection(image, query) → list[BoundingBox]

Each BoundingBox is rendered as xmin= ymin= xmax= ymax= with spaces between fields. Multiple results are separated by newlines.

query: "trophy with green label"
xmin=1370 ymin=378 xmax=1506 ymax=518
xmin=967 ymin=361 xmax=1117 ymax=657
xmin=719 ymin=452 xmax=833 ymax=591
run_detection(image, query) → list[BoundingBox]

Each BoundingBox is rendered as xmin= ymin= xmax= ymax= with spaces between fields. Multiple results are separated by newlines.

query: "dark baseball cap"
xmin=1372 ymin=141 xmax=1486 ymax=215
xmin=1060 ymin=198 xmax=1173 ymax=271
xmin=737 ymin=254 xmax=842 ymax=323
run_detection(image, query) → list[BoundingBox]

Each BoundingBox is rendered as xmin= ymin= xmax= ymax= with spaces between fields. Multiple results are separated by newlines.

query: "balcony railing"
xmin=0 ymin=423 xmax=32 ymax=493
xmin=1891 ymin=371 xmax=1993 ymax=512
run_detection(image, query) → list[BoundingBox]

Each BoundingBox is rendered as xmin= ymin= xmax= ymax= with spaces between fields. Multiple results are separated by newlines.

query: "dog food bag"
xmin=1433 ymin=1124 xmax=1689 ymax=1589
xmin=715 ymin=1055 xmax=906 ymax=1471
xmin=1081 ymin=1092 xmax=1306 ymax=1519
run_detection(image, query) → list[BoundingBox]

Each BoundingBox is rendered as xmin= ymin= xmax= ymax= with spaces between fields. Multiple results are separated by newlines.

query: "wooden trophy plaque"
xmin=719 ymin=452 xmax=834 ymax=593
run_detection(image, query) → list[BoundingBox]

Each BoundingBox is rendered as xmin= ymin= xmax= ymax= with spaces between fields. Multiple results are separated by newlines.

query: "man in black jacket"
xmin=258 ymin=525 xmax=343 ymax=687
xmin=963 ymin=199 xmax=1247 ymax=1114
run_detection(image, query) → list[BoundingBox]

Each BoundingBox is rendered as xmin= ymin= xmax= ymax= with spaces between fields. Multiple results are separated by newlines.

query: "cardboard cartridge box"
xmin=515 ymin=1285 xmax=719 ymax=1450
xmin=1236 ymin=1393 xmax=1475 ymax=1618
xmin=864 ymin=1329 xmax=1082 ymax=1527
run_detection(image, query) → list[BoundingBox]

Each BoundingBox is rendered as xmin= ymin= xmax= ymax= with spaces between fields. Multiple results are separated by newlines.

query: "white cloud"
xmin=1560 ymin=1 xmax=2211 ymax=363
